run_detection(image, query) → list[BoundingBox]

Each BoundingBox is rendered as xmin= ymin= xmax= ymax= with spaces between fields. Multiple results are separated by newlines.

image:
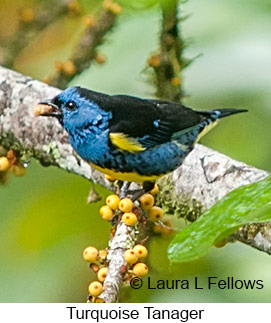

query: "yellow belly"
xmin=90 ymin=162 xmax=164 ymax=183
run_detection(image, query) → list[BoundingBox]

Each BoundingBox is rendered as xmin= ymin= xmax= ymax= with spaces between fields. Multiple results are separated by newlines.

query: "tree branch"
xmin=230 ymin=222 xmax=271 ymax=255
xmin=0 ymin=67 xmax=270 ymax=304
xmin=148 ymin=0 xmax=185 ymax=101
xmin=100 ymin=221 xmax=139 ymax=303
xmin=156 ymin=145 xmax=270 ymax=254
xmin=48 ymin=4 xmax=119 ymax=89
xmin=0 ymin=66 xmax=106 ymax=184
xmin=1 ymin=0 xmax=75 ymax=68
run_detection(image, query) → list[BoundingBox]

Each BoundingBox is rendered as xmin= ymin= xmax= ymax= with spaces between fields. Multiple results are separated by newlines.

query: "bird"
xmin=35 ymin=86 xmax=247 ymax=196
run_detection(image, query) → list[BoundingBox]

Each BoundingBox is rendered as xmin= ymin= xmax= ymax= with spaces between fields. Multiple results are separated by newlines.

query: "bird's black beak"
xmin=34 ymin=100 xmax=63 ymax=119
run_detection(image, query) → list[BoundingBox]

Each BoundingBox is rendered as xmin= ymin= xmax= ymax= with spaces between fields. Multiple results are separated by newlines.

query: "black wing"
xmin=76 ymin=87 xmax=203 ymax=149
xmin=108 ymin=95 xmax=203 ymax=148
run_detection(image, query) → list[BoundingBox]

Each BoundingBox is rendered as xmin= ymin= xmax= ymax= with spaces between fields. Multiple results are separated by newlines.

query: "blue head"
xmin=38 ymin=86 xmax=113 ymax=162
xmin=43 ymin=87 xmax=111 ymax=132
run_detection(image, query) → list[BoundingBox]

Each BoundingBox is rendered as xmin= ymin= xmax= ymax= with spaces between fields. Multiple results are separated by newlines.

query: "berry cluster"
xmin=124 ymin=244 xmax=149 ymax=279
xmin=54 ymin=60 xmax=76 ymax=77
xmin=147 ymin=53 xmax=181 ymax=89
xmin=83 ymin=246 xmax=109 ymax=302
xmin=83 ymin=242 xmax=150 ymax=302
xmin=103 ymin=0 xmax=122 ymax=14
xmin=0 ymin=149 xmax=27 ymax=183
xmin=99 ymin=184 xmax=163 ymax=226
xmin=85 ymin=181 xmax=172 ymax=300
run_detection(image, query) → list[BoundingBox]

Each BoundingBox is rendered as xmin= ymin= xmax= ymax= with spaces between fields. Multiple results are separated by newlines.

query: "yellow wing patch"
xmin=109 ymin=132 xmax=146 ymax=153
xmin=196 ymin=121 xmax=218 ymax=143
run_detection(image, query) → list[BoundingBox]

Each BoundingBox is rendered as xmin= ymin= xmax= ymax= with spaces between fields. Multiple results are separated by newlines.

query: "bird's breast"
xmin=69 ymin=129 xmax=195 ymax=180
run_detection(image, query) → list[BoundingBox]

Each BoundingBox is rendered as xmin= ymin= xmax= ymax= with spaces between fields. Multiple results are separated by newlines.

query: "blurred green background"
xmin=0 ymin=0 xmax=270 ymax=302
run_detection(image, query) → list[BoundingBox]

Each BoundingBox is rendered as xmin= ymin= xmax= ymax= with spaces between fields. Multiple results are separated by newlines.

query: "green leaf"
xmin=168 ymin=176 xmax=271 ymax=263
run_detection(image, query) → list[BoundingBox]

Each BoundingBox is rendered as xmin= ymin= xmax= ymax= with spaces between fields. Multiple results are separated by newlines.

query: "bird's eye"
xmin=65 ymin=101 xmax=77 ymax=111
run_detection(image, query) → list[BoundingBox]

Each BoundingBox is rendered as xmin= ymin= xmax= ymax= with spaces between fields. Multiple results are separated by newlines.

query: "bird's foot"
xmin=127 ymin=181 xmax=155 ymax=201
xmin=119 ymin=181 xmax=131 ymax=199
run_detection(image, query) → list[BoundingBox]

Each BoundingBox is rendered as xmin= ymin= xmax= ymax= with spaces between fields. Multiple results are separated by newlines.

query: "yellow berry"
xmin=122 ymin=212 xmax=137 ymax=226
xmin=62 ymin=60 xmax=76 ymax=76
xmin=110 ymin=2 xmax=122 ymax=14
xmin=103 ymin=0 xmax=122 ymax=14
xmin=133 ymin=244 xmax=148 ymax=259
xmin=139 ymin=193 xmax=154 ymax=210
xmin=105 ymin=174 xmax=116 ymax=182
xmin=68 ymin=0 xmax=81 ymax=15
xmin=97 ymin=267 xmax=108 ymax=282
xmin=150 ymin=184 xmax=159 ymax=196
xmin=83 ymin=246 xmax=99 ymax=262
xmin=54 ymin=60 xmax=63 ymax=71
xmin=133 ymin=263 xmax=148 ymax=277
xmin=103 ymin=0 xmax=113 ymax=10
xmin=148 ymin=55 xmax=160 ymax=67
xmin=124 ymin=249 xmax=138 ymax=264
xmin=106 ymin=194 xmax=120 ymax=210
xmin=154 ymin=219 xmax=172 ymax=235
xmin=34 ymin=103 xmax=54 ymax=116
xmin=88 ymin=281 xmax=103 ymax=297
xmin=161 ymin=227 xmax=172 ymax=235
xmin=171 ymin=76 xmax=181 ymax=87
xmin=20 ymin=8 xmax=35 ymax=23
xmin=90 ymin=263 xmax=100 ymax=273
xmin=148 ymin=206 xmax=163 ymax=221
xmin=7 ymin=149 xmax=15 ymax=160
xmin=119 ymin=198 xmax=134 ymax=212
xmin=82 ymin=14 xmax=95 ymax=27
xmin=153 ymin=224 xmax=163 ymax=234
xmin=98 ymin=249 xmax=108 ymax=260
xmin=12 ymin=164 xmax=27 ymax=177
xmin=110 ymin=227 xmax=116 ymax=238
xmin=42 ymin=76 xmax=50 ymax=84
xmin=95 ymin=297 xmax=105 ymax=303
xmin=99 ymin=205 xmax=114 ymax=221
xmin=0 ymin=157 xmax=10 ymax=172
xmin=95 ymin=53 xmax=107 ymax=64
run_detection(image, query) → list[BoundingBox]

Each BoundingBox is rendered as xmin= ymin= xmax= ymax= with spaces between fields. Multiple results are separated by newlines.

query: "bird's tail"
xmin=200 ymin=108 xmax=248 ymax=120
xmin=195 ymin=108 xmax=247 ymax=143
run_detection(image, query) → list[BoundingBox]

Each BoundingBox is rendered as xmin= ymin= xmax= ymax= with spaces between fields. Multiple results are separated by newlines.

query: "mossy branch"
xmin=148 ymin=0 xmax=185 ymax=101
